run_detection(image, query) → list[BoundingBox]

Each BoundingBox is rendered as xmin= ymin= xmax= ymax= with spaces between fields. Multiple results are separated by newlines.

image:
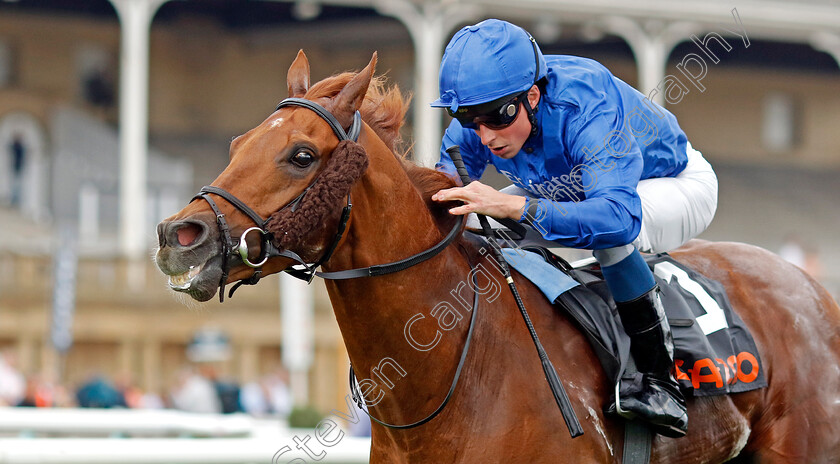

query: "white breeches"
xmin=633 ymin=142 xmax=718 ymax=254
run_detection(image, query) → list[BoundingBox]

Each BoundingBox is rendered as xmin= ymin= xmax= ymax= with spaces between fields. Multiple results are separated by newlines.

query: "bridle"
xmin=190 ymin=96 xmax=472 ymax=429
xmin=191 ymin=98 xmax=360 ymax=301
xmin=191 ymin=97 xmax=465 ymax=301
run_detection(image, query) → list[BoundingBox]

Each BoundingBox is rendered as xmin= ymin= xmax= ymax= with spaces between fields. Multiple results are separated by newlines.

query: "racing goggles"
xmin=448 ymin=91 xmax=528 ymax=130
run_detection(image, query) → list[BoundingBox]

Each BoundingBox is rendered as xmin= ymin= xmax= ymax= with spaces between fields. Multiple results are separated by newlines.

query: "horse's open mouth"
xmin=168 ymin=264 xmax=203 ymax=291
xmin=160 ymin=255 xmax=224 ymax=302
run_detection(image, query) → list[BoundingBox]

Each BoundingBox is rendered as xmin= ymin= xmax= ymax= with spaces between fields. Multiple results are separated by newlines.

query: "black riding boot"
xmin=610 ymin=287 xmax=688 ymax=438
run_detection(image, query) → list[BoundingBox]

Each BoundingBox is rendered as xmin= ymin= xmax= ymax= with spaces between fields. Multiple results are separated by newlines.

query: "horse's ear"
xmin=287 ymin=49 xmax=310 ymax=98
xmin=333 ymin=52 xmax=377 ymax=129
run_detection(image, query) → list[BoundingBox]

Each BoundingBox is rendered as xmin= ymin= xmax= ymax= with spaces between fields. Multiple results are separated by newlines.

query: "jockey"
xmin=430 ymin=19 xmax=718 ymax=438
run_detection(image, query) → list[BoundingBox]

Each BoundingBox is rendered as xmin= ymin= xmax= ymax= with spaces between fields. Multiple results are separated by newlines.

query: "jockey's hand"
xmin=432 ymin=181 xmax=527 ymax=220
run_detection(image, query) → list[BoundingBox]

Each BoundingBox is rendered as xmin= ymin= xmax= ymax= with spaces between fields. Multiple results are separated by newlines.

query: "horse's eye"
xmin=290 ymin=150 xmax=314 ymax=168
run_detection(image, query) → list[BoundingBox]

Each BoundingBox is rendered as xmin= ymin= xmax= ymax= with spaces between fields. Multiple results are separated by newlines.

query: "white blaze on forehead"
xmin=269 ymin=117 xmax=286 ymax=129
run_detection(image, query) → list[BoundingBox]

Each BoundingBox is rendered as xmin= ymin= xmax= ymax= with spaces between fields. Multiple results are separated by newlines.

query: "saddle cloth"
xmin=501 ymin=247 xmax=767 ymax=397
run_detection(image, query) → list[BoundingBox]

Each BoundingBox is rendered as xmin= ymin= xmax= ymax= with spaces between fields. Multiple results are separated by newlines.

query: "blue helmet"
xmin=431 ymin=19 xmax=547 ymax=112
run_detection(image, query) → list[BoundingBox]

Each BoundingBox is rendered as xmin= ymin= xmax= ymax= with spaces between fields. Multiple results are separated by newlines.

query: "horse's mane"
xmin=307 ymin=72 xmax=459 ymax=228
xmin=306 ymin=73 xmax=408 ymax=153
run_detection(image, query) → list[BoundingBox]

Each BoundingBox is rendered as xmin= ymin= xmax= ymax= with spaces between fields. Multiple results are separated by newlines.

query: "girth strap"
xmin=623 ymin=420 xmax=652 ymax=464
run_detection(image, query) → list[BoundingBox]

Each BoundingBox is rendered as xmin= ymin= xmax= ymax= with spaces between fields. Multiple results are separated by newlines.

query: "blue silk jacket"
xmin=437 ymin=55 xmax=689 ymax=250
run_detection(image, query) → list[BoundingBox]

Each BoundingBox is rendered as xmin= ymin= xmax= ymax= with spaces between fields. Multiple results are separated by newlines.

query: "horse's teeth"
xmin=168 ymin=266 xmax=200 ymax=290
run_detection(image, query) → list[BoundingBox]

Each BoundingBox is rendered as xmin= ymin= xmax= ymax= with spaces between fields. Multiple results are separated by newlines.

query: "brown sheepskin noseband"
xmin=264 ymin=139 xmax=368 ymax=253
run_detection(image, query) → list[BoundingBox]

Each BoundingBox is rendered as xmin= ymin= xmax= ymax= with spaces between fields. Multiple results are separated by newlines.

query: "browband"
xmin=276 ymin=98 xmax=362 ymax=142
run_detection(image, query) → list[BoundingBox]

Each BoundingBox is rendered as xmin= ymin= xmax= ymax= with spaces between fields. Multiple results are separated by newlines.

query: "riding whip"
xmin=445 ymin=145 xmax=584 ymax=438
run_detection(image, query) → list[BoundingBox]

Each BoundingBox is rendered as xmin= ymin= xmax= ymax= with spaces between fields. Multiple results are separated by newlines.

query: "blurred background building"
xmin=0 ymin=0 xmax=838 ymax=417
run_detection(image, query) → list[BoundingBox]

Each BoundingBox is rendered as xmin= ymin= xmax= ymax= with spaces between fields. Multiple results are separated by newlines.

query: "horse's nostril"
xmin=163 ymin=220 xmax=207 ymax=249
xmin=176 ymin=223 xmax=202 ymax=247
xmin=157 ymin=222 xmax=166 ymax=248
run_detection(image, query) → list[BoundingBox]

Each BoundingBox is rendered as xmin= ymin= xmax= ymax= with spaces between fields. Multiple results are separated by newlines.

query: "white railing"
xmin=0 ymin=436 xmax=372 ymax=464
xmin=0 ymin=407 xmax=252 ymax=437
xmin=0 ymin=408 xmax=371 ymax=464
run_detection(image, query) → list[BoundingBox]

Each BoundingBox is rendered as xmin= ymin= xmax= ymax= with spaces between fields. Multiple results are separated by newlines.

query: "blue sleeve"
xmin=436 ymin=120 xmax=489 ymax=182
xmin=526 ymin=93 xmax=644 ymax=249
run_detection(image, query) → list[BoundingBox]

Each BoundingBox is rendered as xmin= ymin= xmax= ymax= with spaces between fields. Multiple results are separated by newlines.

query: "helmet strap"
xmin=525 ymin=34 xmax=541 ymax=138
xmin=524 ymin=98 xmax=539 ymax=138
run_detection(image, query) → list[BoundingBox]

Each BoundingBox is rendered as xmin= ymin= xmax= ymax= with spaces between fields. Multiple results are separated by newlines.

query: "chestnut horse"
xmin=155 ymin=51 xmax=840 ymax=463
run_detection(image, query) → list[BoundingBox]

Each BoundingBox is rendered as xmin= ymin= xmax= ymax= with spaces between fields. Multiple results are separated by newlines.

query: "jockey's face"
xmin=473 ymin=85 xmax=540 ymax=159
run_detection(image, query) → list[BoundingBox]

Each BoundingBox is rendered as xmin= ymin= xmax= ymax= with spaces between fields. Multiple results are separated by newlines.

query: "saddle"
xmin=509 ymin=245 xmax=767 ymax=398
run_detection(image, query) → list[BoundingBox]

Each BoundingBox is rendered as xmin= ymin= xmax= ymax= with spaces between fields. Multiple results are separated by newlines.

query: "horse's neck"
xmin=322 ymin=141 xmax=475 ymax=420
xmin=323 ymin=141 xmax=467 ymax=322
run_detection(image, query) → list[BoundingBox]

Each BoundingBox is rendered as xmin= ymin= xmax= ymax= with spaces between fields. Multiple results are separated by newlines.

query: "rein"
xmin=349 ymin=244 xmax=479 ymax=429
xmin=447 ymin=146 xmax=584 ymax=439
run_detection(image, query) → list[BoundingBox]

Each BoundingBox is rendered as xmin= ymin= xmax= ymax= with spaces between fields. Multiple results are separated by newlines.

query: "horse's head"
xmin=155 ymin=50 xmax=379 ymax=302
